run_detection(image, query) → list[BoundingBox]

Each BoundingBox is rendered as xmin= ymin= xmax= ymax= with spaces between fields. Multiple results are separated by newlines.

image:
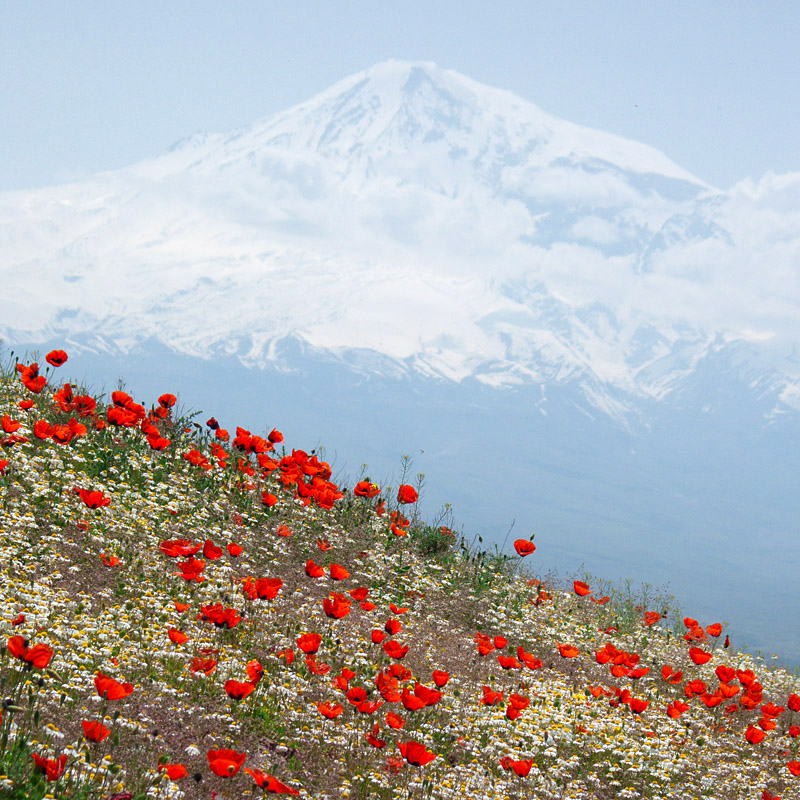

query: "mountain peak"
xmin=160 ymin=60 xmax=707 ymax=191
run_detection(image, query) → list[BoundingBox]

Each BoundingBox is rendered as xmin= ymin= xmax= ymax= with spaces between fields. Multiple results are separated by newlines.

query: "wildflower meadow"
xmin=0 ymin=347 xmax=797 ymax=799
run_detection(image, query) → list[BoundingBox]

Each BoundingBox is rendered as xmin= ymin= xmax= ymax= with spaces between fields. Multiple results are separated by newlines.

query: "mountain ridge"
xmin=2 ymin=59 xmax=800 ymax=421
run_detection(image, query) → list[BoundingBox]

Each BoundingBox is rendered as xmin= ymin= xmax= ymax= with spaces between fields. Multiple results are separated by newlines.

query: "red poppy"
xmin=190 ymin=657 xmax=217 ymax=675
xmin=384 ymin=618 xmax=402 ymax=635
xmin=262 ymin=491 xmax=278 ymax=507
xmin=175 ymin=557 xmax=206 ymax=582
xmin=227 ymin=542 xmax=243 ymax=557
xmin=7 ymin=635 xmax=54 ymax=669
xmin=684 ymin=679 xmax=707 ymax=698
xmin=95 ymin=671 xmax=134 ymax=700
xmin=22 ymin=375 xmax=47 ymax=393
xmin=431 ymin=670 xmax=450 ymax=687
xmin=305 ymin=559 xmax=325 ymax=578
xmin=357 ymin=699 xmax=384 ymax=714
xmin=361 ymin=721 xmax=386 ymax=749
xmin=412 ymin=683 xmax=442 ymax=707
xmin=573 ymin=580 xmax=592 ymax=596
xmin=31 ymin=752 xmax=68 ymax=781
xmin=346 ymin=687 xmax=368 ymax=706
xmin=160 ymin=539 xmax=201 ymax=558
xmin=397 ymin=740 xmax=437 ymax=766
xmin=689 ymin=647 xmax=712 ymax=665
xmin=714 ymin=664 xmax=736 ymax=683
xmin=517 ymin=647 xmax=543 ymax=670
xmin=306 ymin=655 xmax=331 ymax=675
xmin=389 ymin=663 xmax=413 ymax=681
xmin=82 ymin=720 xmax=111 ymax=742
xmin=759 ymin=702 xmax=785 ymax=718
xmin=788 ymin=762 xmax=800 ymax=776
xmin=157 ymin=393 xmax=176 ymax=409
xmin=482 ymin=686 xmax=504 ymax=706
xmin=317 ymin=538 xmax=333 ymax=551
xmin=375 ymin=709 xmax=404 ymax=733
xmin=498 ymin=655 xmax=522 ymax=670
xmin=401 ymin=689 xmax=426 ymax=711
xmin=513 ymin=539 xmax=536 ymax=557
xmin=0 ymin=415 xmax=21 ymax=433
xmin=558 ymin=643 xmax=580 ymax=658
xmin=45 ymin=350 xmax=69 ymax=367
xmin=244 ymin=767 xmax=299 ymax=794
xmin=244 ymin=659 xmax=264 ymax=686
xmin=500 ymin=756 xmax=535 ymax=776
xmin=243 ymin=577 xmax=283 ymax=601
xmin=225 ymin=679 xmax=256 ymax=700
xmin=329 ymin=563 xmax=350 ymax=581
xmin=296 ymin=632 xmax=322 ymax=654
xmin=0 ymin=433 xmax=29 ymax=448
xmin=277 ymin=648 xmax=295 ymax=665
xmin=350 ymin=587 xmax=369 ymax=601
xmin=331 ymin=675 xmax=350 ymax=692
xmin=396 ymin=485 xmax=418 ymax=504
xmin=147 ymin=434 xmax=171 ymax=450
xmin=706 ymin=622 xmax=723 ymax=637
xmin=168 ymin=629 xmax=189 ymax=644
xmin=718 ymin=682 xmax=740 ymax=699
xmin=199 ymin=603 xmax=242 ymax=629
xmin=0 ymin=459 xmax=8 ymax=475
xmin=390 ymin=522 xmax=407 ymax=537
xmin=100 ymin=553 xmax=120 ymax=567
xmin=323 ymin=592 xmax=352 ymax=619
xmin=174 ymin=601 xmax=190 ymax=613
xmin=159 ymin=763 xmax=188 ymax=780
xmin=629 ymin=697 xmax=649 ymax=714
xmin=207 ymin=748 xmax=246 ymax=777
xmin=661 ymin=665 xmax=683 ymax=684
xmin=745 ymin=725 xmax=767 ymax=744
xmin=202 ymin=539 xmax=223 ymax=560
xmin=501 ymin=695 xmax=526 ymax=716
xmin=10 ymin=613 xmax=24 ymax=626
xmin=372 ymin=630 xmax=387 ymax=644
xmin=383 ymin=640 xmax=409 ymax=660
xmin=389 ymin=603 xmax=408 ymax=615
xmin=74 ymin=488 xmax=111 ymax=509
xmin=317 ymin=701 xmax=344 ymax=719
xmin=667 ymin=699 xmax=690 ymax=718
xmin=737 ymin=668 xmax=757 ymax=686
xmin=354 ymin=480 xmax=381 ymax=498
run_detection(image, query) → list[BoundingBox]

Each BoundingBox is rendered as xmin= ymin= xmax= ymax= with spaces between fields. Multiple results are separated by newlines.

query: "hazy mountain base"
xmin=9 ymin=337 xmax=799 ymax=669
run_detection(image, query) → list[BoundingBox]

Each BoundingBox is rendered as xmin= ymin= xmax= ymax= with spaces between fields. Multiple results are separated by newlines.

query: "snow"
xmin=2 ymin=59 xmax=800 ymax=420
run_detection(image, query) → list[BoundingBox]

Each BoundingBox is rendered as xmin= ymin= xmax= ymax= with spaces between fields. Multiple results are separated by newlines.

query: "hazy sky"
xmin=2 ymin=1 xmax=799 ymax=191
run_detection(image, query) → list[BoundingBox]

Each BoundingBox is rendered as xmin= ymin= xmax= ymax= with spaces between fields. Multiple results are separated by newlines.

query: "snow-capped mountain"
xmin=2 ymin=59 xmax=800 ymax=421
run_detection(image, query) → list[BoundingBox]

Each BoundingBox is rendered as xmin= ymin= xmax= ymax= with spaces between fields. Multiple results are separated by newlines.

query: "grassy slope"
xmin=0 ymin=351 xmax=798 ymax=800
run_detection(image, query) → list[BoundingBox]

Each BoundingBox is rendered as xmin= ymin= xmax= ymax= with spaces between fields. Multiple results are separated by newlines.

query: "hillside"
xmin=0 ymin=349 xmax=798 ymax=799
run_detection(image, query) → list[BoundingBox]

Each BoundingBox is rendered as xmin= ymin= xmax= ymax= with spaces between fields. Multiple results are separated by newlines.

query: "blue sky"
xmin=2 ymin=1 xmax=799 ymax=191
